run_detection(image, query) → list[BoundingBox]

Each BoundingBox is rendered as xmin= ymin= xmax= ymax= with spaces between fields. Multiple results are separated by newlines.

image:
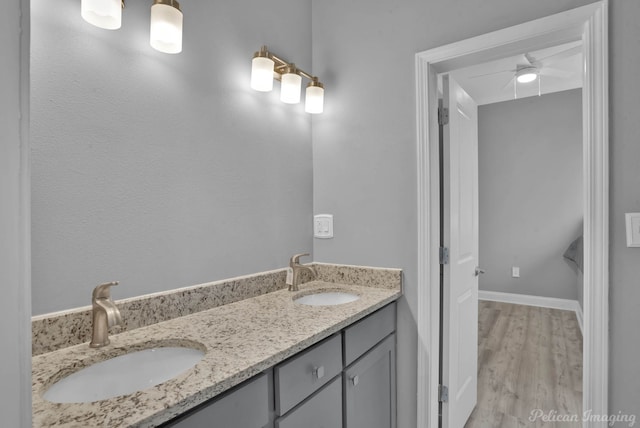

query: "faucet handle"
xmin=290 ymin=253 xmax=310 ymax=267
xmin=93 ymin=281 xmax=119 ymax=300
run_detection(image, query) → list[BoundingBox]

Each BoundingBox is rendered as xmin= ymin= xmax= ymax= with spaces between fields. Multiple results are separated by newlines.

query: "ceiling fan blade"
xmin=539 ymin=68 xmax=575 ymax=78
xmin=524 ymin=53 xmax=538 ymax=66
xmin=500 ymin=76 xmax=515 ymax=91
xmin=468 ymin=69 xmax=514 ymax=79
xmin=537 ymin=45 xmax=582 ymax=66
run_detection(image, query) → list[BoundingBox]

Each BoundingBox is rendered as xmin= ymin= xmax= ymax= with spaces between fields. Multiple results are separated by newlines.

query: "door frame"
xmin=415 ymin=2 xmax=609 ymax=427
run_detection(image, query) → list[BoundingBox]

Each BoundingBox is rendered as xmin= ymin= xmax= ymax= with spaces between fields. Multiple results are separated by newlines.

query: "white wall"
xmin=478 ymin=89 xmax=582 ymax=301
xmin=312 ymin=0 xmax=639 ymax=426
xmin=1 ymin=0 xmax=31 ymax=424
xmin=31 ymin=0 xmax=314 ymax=314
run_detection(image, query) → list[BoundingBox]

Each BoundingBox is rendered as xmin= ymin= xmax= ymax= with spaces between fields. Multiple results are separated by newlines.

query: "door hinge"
xmin=439 ymin=247 xmax=449 ymax=265
xmin=438 ymin=107 xmax=449 ymax=125
xmin=439 ymin=384 xmax=449 ymax=403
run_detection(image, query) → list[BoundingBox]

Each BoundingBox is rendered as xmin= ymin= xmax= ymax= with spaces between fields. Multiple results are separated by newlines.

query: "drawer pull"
xmin=351 ymin=375 xmax=359 ymax=386
xmin=312 ymin=366 xmax=325 ymax=380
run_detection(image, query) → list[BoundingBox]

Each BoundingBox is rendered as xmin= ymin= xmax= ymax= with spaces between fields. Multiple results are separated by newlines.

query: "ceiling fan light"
xmin=516 ymin=68 xmax=538 ymax=83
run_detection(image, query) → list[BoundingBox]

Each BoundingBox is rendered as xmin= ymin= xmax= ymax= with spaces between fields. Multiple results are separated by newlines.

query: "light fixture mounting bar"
xmin=258 ymin=46 xmax=318 ymax=82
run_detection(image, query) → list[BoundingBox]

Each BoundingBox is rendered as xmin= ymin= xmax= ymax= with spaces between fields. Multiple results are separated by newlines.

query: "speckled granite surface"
xmin=314 ymin=262 xmax=403 ymax=290
xmin=32 ymin=266 xmax=402 ymax=427
xmin=32 ymin=264 xmax=402 ymax=356
xmin=32 ymin=269 xmax=289 ymax=356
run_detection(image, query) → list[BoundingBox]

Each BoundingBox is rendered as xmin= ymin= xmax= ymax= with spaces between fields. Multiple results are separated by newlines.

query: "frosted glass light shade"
xmin=251 ymin=57 xmax=275 ymax=92
xmin=150 ymin=0 xmax=183 ymax=54
xmin=280 ymin=72 xmax=302 ymax=104
xmin=305 ymin=85 xmax=324 ymax=114
xmin=516 ymin=68 xmax=537 ymax=83
xmin=81 ymin=0 xmax=122 ymax=30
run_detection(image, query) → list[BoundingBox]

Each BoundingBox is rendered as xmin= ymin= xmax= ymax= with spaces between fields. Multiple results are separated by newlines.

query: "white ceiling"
xmin=449 ymin=40 xmax=583 ymax=105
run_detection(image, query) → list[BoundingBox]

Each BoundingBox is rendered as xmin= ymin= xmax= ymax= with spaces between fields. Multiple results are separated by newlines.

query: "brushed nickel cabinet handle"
xmin=313 ymin=366 xmax=325 ymax=380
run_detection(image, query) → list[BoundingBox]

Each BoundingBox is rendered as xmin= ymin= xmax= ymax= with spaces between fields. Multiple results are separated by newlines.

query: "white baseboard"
xmin=479 ymin=290 xmax=584 ymax=335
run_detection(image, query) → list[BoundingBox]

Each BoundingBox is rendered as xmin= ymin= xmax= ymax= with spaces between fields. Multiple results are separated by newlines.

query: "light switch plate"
xmin=625 ymin=213 xmax=640 ymax=247
xmin=512 ymin=266 xmax=520 ymax=278
xmin=314 ymin=214 xmax=333 ymax=239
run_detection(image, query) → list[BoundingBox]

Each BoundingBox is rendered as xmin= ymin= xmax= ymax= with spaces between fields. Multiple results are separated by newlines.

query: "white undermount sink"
xmin=43 ymin=346 xmax=205 ymax=403
xmin=294 ymin=291 xmax=360 ymax=306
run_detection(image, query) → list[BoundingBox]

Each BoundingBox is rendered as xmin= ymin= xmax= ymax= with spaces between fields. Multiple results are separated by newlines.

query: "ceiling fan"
xmin=470 ymin=45 xmax=581 ymax=97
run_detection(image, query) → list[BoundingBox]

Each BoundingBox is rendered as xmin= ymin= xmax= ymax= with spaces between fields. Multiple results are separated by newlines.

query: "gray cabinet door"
xmin=344 ymin=334 xmax=396 ymax=428
xmin=168 ymin=373 xmax=270 ymax=428
xmin=276 ymin=375 xmax=342 ymax=428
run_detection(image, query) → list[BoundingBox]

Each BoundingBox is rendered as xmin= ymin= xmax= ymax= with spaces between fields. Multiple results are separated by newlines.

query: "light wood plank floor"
xmin=464 ymin=301 xmax=583 ymax=428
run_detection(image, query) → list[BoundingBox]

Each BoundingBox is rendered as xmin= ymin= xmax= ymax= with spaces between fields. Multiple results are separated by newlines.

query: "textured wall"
xmin=608 ymin=0 xmax=640 ymax=422
xmin=311 ymin=0 xmax=639 ymax=426
xmin=31 ymin=0 xmax=313 ymax=314
xmin=1 ymin=0 xmax=31 ymax=424
xmin=478 ymin=89 xmax=582 ymax=301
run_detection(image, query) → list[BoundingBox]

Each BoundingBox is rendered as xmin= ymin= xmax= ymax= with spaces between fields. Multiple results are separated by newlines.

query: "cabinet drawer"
xmin=275 ymin=334 xmax=342 ymax=415
xmin=167 ymin=373 xmax=269 ymax=428
xmin=276 ymin=375 xmax=342 ymax=428
xmin=343 ymin=303 xmax=396 ymax=366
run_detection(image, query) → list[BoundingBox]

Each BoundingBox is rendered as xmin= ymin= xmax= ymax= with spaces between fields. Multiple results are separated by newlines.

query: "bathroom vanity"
xmin=32 ymin=264 xmax=402 ymax=427
xmin=166 ymin=303 xmax=396 ymax=428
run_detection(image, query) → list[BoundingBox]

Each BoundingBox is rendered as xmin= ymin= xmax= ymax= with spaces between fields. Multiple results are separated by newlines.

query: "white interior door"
xmin=441 ymin=74 xmax=479 ymax=428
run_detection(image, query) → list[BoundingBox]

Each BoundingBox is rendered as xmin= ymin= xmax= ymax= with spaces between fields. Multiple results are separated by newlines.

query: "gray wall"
xmin=311 ymin=4 xmax=423 ymax=427
xmin=31 ymin=0 xmax=314 ymax=314
xmin=478 ymin=89 xmax=582 ymax=301
xmin=609 ymin=0 xmax=640 ymax=423
xmin=312 ymin=0 xmax=639 ymax=426
xmin=1 ymin=0 xmax=31 ymax=425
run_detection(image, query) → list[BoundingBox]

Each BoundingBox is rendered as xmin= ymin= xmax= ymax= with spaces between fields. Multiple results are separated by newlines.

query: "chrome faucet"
xmin=288 ymin=253 xmax=316 ymax=291
xmin=90 ymin=281 xmax=122 ymax=348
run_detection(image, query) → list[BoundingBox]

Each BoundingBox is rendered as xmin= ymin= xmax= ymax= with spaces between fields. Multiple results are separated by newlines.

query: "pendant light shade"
xmin=305 ymin=80 xmax=324 ymax=114
xmin=280 ymin=66 xmax=302 ymax=104
xmin=81 ymin=0 xmax=123 ymax=30
xmin=251 ymin=54 xmax=275 ymax=92
xmin=150 ymin=0 xmax=183 ymax=54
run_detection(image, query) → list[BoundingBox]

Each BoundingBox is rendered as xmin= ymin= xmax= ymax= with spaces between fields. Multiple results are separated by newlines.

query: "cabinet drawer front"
xmin=275 ymin=334 xmax=342 ymax=415
xmin=169 ymin=373 xmax=269 ymax=428
xmin=343 ymin=303 xmax=396 ymax=366
xmin=276 ymin=375 xmax=343 ymax=428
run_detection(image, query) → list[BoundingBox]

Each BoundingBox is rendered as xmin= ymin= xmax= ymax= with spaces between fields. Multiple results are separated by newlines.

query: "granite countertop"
xmin=32 ymin=280 xmax=401 ymax=427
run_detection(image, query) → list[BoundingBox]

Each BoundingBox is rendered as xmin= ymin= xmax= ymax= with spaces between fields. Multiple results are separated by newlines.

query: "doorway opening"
xmin=415 ymin=3 xmax=608 ymax=428
xmin=438 ymin=73 xmax=584 ymax=427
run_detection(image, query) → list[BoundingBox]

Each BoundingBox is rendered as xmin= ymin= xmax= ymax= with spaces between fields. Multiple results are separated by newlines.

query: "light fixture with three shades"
xmin=80 ymin=0 xmax=183 ymax=54
xmin=251 ymin=46 xmax=325 ymax=114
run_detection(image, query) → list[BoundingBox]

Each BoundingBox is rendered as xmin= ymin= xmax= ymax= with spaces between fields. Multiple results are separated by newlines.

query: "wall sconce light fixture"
xmin=150 ymin=0 xmax=183 ymax=54
xmin=250 ymin=46 xmax=325 ymax=114
xmin=81 ymin=0 xmax=124 ymax=30
xmin=80 ymin=0 xmax=183 ymax=54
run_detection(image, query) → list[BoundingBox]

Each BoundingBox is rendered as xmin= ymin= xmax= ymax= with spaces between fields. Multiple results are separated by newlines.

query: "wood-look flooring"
xmin=464 ymin=301 xmax=583 ymax=428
